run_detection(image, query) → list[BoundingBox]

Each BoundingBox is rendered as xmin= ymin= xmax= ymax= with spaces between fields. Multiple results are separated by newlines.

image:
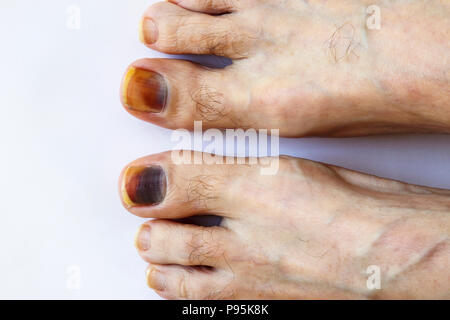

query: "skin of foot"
xmin=120 ymin=0 xmax=450 ymax=137
xmin=118 ymin=0 xmax=450 ymax=299
xmin=119 ymin=151 xmax=450 ymax=299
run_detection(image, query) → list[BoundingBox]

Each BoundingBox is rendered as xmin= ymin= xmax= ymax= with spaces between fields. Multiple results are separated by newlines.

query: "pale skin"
xmin=119 ymin=0 xmax=450 ymax=299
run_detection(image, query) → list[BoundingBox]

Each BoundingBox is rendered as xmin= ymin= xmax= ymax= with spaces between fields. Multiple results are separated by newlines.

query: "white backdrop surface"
xmin=1 ymin=0 xmax=449 ymax=299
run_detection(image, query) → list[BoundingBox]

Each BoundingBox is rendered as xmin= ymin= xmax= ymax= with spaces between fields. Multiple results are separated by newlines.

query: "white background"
xmin=1 ymin=0 xmax=449 ymax=299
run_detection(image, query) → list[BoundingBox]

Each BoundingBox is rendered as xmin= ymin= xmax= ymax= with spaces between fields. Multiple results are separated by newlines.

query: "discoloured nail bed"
xmin=122 ymin=165 xmax=167 ymax=207
xmin=122 ymin=0 xmax=450 ymax=300
xmin=122 ymin=67 xmax=167 ymax=113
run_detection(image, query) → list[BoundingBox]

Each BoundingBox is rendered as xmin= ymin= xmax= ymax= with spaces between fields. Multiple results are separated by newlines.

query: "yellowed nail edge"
xmin=138 ymin=19 xmax=145 ymax=43
xmin=146 ymin=267 xmax=155 ymax=289
xmin=121 ymin=166 xmax=136 ymax=208
xmin=134 ymin=224 xmax=148 ymax=250
xmin=122 ymin=67 xmax=136 ymax=107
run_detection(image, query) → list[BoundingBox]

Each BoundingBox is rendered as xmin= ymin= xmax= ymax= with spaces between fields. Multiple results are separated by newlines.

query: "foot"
xmin=119 ymin=152 xmax=450 ymax=299
xmin=121 ymin=0 xmax=450 ymax=137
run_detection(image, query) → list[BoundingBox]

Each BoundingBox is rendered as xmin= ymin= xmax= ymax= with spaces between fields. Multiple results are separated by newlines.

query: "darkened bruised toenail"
xmin=122 ymin=165 xmax=167 ymax=207
xmin=122 ymin=67 xmax=167 ymax=113
xmin=135 ymin=224 xmax=151 ymax=251
xmin=139 ymin=18 xmax=158 ymax=45
xmin=147 ymin=267 xmax=166 ymax=291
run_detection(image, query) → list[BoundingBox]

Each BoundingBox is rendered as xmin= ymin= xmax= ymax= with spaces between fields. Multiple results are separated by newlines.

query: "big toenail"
xmin=146 ymin=267 xmax=166 ymax=291
xmin=122 ymin=67 xmax=167 ymax=113
xmin=139 ymin=18 xmax=158 ymax=45
xmin=122 ymin=165 xmax=167 ymax=207
xmin=134 ymin=224 xmax=151 ymax=251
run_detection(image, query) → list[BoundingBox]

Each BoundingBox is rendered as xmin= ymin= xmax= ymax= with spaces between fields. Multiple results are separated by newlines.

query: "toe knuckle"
xmin=157 ymin=14 xmax=189 ymax=52
xmin=208 ymin=0 xmax=242 ymax=11
xmin=211 ymin=26 xmax=253 ymax=58
xmin=185 ymin=174 xmax=222 ymax=209
xmin=185 ymin=228 xmax=223 ymax=265
xmin=204 ymin=0 xmax=215 ymax=9
xmin=224 ymin=0 xmax=239 ymax=10
xmin=190 ymin=83 xmax=227 ymax=122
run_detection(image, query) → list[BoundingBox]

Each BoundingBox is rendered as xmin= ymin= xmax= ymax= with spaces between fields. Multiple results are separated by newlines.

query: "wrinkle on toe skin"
xmin=185 ymin=227 xmax=225 ymax=266
xmin=184 ymin=174 xmax=221 ymax=209
xmin=191 ymin=84 xmax=228 ymax=122
xmin=171 ymin=14 xmax=257 ymax=58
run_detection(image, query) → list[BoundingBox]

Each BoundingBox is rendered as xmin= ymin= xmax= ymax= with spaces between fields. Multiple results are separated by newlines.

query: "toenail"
xmin=122 ymin=165 xmax=167 ymax=207
xmin=122 ymin=67 xmax=167 ymax=113
xmin=139 ymin=18 xmax=158 ymax=45
xmin=134 ymin=224 xmax=151 ymax=251
xmin=146 ymin=267 xmax=166 ymax=291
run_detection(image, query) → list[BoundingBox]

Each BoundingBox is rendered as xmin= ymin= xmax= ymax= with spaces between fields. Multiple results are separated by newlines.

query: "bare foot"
xmin=121 ymin=0 xmax=450 ymax=137
xmin=119 ymin=152 xmax=450 ymax=299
